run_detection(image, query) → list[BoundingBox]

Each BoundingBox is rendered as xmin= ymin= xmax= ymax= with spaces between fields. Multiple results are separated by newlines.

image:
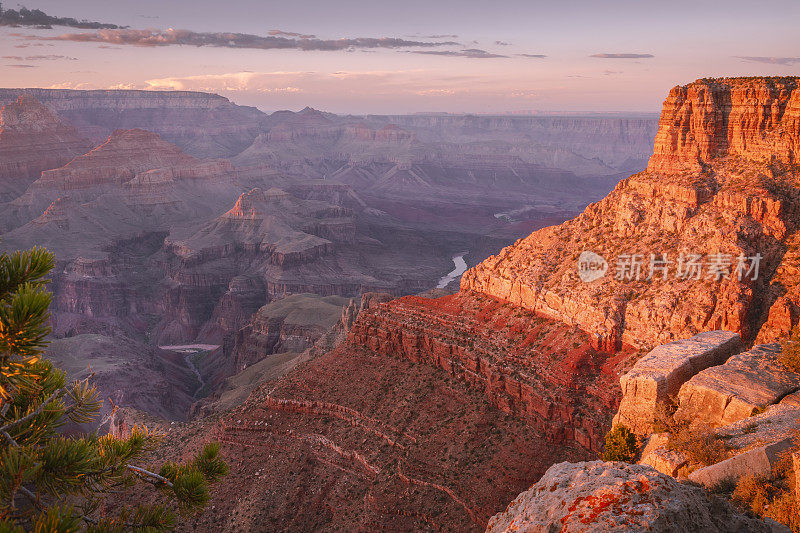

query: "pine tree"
xmin=0 ymin=244 xmax=227 ymax=530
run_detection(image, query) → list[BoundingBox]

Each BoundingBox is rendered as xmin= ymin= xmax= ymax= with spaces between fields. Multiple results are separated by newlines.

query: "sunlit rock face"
xmin=486 ymin=461 xmax=776 ymax=533
xmin=463 ymin=77 xmax=800 ymax=352
xmin=0 ymin=96 xmax=91 ymax=201
xmin=648 ymin=77 xmax=800 ymax=173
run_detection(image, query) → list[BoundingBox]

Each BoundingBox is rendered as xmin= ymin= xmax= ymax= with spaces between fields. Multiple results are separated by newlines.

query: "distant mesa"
xmin=0 ymin=95 xmax=91 ymax=201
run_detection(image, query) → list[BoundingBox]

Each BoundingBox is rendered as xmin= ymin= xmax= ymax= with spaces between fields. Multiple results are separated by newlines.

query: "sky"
xmin=1 ymin=0 xmax=798 ymax=114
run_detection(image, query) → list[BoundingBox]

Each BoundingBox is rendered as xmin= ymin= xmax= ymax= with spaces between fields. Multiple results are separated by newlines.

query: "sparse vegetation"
xmin=730 ymin=453 xmax=800 ymax=532
xmin=667 ymin=422 xmax=729 ymax=467
xmin=602 ymin=425 xmax=639 ymax=462
xmin=0 ymin=243 xmax=228 ymax=530
xmin=781 ymin=325 xmax=800 ymax=373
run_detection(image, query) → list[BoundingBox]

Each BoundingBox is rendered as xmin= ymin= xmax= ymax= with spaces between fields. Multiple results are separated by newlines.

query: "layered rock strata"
xmin=463 ymin=77 xmax=800 ymax=351
xmin=0 ymin=95 xmax=91 ymax=201
xmin=349 ymin=293 xmax=637 ymax=452
xmin=0 ymin=88 xmax=266 ymax=158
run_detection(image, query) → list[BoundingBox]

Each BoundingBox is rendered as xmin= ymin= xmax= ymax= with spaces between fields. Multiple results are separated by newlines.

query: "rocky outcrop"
xmin=689 ymin=439 xmax=795 ymax=489
xmin=674 ymin=343 xmax=800 ymax=426
xmin=229 ymin=293 xmax=350 ymax=372
xmin=35 ymin=128 xmax=197 ymax=189
xmin=0 ymin=96 xmax=91 ymax=201
xmin=462 ymin=77 xmax=800 ymax=351
xmin=612 ymin=331 xmax=742 ymax=434
xmin=648 ymin=77 xmax=800 ymax=173
xmin=486 ymin=461 xmax=776 ymax=533
xmin=349 ymin=293 xmax=638 ymax=453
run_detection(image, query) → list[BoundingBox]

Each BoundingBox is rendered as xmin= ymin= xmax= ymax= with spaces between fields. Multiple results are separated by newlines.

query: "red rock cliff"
xmin=648 ymin=77 xmax=800 ymax=173
xmin=462 ymin=77 xmax=800 ymax=351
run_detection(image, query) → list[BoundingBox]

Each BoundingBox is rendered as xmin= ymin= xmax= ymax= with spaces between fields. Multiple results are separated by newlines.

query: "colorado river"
xmin=436 ymin=253 xmax=468 ymax=289
xmin=159 ymin=344 xmax=218 ymax=399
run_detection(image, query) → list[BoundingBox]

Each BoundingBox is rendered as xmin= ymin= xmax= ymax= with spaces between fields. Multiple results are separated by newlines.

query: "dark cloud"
xmin=0 ymin=5 xmax=123 ymax=29
xmin=32 ymin=28 xmax=460 ymax=52
xmin=517 ymin=53 xmax=547 ymax=59
xmin=735 ymin=56 xmax=800 ymax=65
xmin=269 ymin=29 xmax=316 ymax=39
xmin=6 ymin=64 xmax=37 ymax=68
xmin=590 ymin=53 xmax=654 ymax=59
xmin=1 ymin=54 xmax=77 ymax=60
xmin=412 ymin=48 xmax=508 ymax=58
xmin=495 ymin=40 xmax=510 ymax=46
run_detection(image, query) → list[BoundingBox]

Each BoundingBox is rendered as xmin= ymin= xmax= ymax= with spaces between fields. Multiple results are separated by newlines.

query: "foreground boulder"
xmin=486 ymin=461 xmax=782 ymax=533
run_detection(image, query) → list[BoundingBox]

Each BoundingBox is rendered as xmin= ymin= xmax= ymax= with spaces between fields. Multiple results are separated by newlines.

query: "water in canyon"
xmin=436 ymin=253 xmax=469 ymax=288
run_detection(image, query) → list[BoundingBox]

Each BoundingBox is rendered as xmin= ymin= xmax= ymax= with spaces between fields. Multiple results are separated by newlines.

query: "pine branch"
xmin=0 ymin=388 xmax=62 ymax=435
xmin=126 ymin=465 xmax=174 ymax=488
xmin=1 ymin=428 xmax=18 ymax=446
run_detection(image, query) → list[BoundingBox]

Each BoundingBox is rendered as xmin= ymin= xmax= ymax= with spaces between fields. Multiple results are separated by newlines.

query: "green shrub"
xmin=602 ymin=425 xmax=639 ymax=462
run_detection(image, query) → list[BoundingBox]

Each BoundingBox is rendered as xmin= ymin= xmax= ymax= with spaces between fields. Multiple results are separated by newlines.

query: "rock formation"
xmin=0 ymin=88 xmax=266 ymax=158
xmin=612 ymin=331 xmax=743 ymax=434
xmin=348 ymin=293 xmax=636 ymax=452
xmin=675 ymin=343 xmax=800 ymax=426
xmin=45 ymin=333 xmax=196 ymax=432
xmin=463 ymin=77 xmax=800 ymax=351
xmin=486 ymin=461 xmax=778 ymax=533
xmin=0 ymin=95 xmax=91 ymax=201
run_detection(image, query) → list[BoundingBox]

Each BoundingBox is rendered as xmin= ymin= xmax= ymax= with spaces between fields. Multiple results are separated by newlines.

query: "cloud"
xmin=735 ymin=56 xmax=800 ymax=66
xmin=0 ymin=5 xmax=123 ymax=30
xmin=603 ymin=69 xmax=622 ymax=75
xmin=517 ymin=53 xmax=547 ymax=59
xmin=13 ymin=42 xmax=54 ymax=48
xmin=1 ymin=54 xmax=77 ymax=61
xmin=269 ymin=29 xmax=316 ymax=39
xmin=6 ymin=64 xmax=37 ymax=68
xmin=31 ymin=28 xmax=459 ymax=52
xmin=45 ymin=81 xmax=93 ymax=89
xmin=142 ymin=69 xmax=474 ymax=98
xmin=409 ymin=34 xmax=459 ymax=39
xmin=495 ymin=40 xmax=510 ymax=46
xmin=590 ymin=53 xmax=654 ymax=59
xmin=412 ymin=48 xmax=508 ymax=59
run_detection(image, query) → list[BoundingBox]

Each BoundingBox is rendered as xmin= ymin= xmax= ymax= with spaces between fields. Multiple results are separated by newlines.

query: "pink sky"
xmin=1 ymin=0 xmax=798 ymax=114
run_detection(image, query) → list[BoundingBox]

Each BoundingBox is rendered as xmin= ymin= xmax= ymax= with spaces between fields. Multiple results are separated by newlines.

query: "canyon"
xmin=115 ymin=76 xmax=799 ymax=531
xmin=5 ymin=77 xmax=797 ymax=530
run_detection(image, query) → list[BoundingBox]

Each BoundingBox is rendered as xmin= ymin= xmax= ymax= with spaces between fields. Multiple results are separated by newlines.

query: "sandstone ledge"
xmin=612 ymin=331 xmax=742 ymax=434
xmin=675 ymin=344 xmax=800 ymax=427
